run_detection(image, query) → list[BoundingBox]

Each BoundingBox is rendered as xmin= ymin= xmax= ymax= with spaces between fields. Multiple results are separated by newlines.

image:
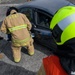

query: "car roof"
xmin=17 ymin=0 xmax=74 ymax=15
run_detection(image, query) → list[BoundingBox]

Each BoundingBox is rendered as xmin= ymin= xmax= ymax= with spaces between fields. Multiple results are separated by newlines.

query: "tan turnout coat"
xmin=0 ymin=12 xmax=32 ymax=46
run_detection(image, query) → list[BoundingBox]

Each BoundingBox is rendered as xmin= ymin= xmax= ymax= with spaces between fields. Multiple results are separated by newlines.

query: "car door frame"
xmin=33 ymin=8 xmax=54 ymax=44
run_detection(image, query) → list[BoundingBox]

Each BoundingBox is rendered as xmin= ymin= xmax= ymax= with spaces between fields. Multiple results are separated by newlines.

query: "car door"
xmin=34 ymin=9 xmax=57 ymax=50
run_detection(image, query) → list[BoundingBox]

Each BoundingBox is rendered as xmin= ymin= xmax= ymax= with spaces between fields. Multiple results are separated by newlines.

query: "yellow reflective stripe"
xmin=9 ymin=24 xmax=27 ymax=32
xmin=50 ymin=6 xmax=75 ymax=30
xmin=13 ymin=37 xmax=30 ymax=43
xmin=58 ymin=14 xmax=75 ymax=30
xmin=57 ymin=22 xmax=75 ymax=45
xmin=9 ymin=14 xmax=17 ymax=19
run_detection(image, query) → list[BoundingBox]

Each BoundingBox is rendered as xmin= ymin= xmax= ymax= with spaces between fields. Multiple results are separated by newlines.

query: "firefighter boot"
xmin=12 ymin=46 xmax=21 ymax=63
xmin=27 ymin=39 xmax=34 ymax=56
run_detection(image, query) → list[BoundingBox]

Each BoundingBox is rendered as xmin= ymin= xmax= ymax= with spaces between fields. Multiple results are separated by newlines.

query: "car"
xmin=15 ymin=0 xmax=74 ymax=51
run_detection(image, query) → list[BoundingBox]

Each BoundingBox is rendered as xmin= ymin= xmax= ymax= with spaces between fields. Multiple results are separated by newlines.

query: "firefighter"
xmin=37 ymin=6 xmax=75 ymax=75
xmin=0 ymin=7 xmax=34 ymax=63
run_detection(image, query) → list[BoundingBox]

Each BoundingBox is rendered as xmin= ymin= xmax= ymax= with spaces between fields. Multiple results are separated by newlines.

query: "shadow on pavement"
xmin=0 ymin=61 xmax=36 ymax=75
xmin=21 ymin=47 xmax=29 ymax=55
xmin=1 ymin=41 xmax=14 ymax=62
xmin=34 ymin=42 xmax=52 ymax=56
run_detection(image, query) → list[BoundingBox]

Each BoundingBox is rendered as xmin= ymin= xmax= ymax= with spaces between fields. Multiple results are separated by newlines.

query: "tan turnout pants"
xmin=11 ymin=39 xmax=34 ymax=62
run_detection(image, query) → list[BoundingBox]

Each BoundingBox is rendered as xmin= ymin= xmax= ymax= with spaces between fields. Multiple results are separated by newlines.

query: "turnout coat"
xmin=0 ymin=11 xmax=32 ymax=46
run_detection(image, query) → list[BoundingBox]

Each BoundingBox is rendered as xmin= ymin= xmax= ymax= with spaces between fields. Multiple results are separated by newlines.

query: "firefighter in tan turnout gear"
xmin=0 ymin=7 xmax=35 ymax=63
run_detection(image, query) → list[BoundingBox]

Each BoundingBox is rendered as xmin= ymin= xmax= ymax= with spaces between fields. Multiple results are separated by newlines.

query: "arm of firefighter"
xmin=0 ymin=19 xmax=7 ymax=34
xmin=22 ymin=14 xmax=32 ymax=31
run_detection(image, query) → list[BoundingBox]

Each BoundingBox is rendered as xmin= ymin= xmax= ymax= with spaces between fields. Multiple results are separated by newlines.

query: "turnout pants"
xmin=11 ymin=39 xmax=34 ymax=62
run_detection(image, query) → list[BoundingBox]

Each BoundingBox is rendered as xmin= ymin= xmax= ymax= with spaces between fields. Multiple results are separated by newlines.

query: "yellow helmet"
xmin=50 ymin=6 xmax=75 ymax=45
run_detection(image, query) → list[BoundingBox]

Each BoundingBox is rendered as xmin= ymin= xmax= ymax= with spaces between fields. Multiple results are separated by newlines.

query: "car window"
xmin=36 ymin=11 xmax=52 ymax=29
xmin=20 ymin=7 xmax=33 ymax=22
